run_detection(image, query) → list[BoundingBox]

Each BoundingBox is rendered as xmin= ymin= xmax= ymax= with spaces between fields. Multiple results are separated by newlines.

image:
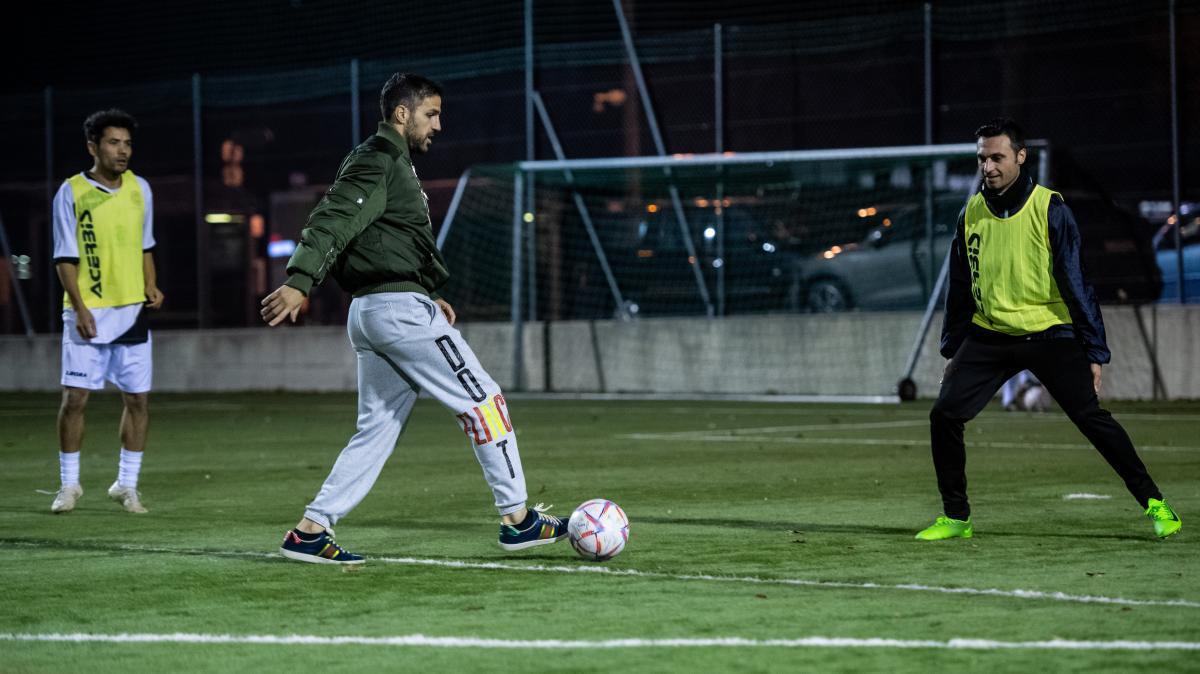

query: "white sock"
xmin=118 ymin=448 xmax=143 ymax=489
xmin=59 ymin=452 xmax=80 ymax=487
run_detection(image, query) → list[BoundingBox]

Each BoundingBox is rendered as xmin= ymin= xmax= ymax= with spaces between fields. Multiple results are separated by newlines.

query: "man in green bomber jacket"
xmin=260 ymin=73 xmax=569 ymax=564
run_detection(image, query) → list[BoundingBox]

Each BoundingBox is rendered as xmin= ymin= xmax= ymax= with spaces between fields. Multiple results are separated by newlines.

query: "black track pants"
xmin=929 ymin=335 xmax=1162 ymax=520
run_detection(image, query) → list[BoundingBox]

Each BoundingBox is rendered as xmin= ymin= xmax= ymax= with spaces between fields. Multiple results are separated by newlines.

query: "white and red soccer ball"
xmin=567 ymin=499 xmax=629 ymax=561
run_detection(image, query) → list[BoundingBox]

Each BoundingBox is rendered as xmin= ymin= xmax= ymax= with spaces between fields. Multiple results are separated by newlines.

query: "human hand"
xmin=260 ymin=285 xmax=306 ymax=326
xmin=1090 ymin=362 xmax=1102 ymax=394
xmin=75 ymin=306 xmax=97 ymax=340
xmin=144 ymin=285 xmax=164 ymax=310
xmin=435 ymin=298 xmax=456 ymax=326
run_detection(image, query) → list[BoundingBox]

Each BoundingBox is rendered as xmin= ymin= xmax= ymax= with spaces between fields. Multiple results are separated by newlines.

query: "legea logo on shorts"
xmin=66 ymin=370 xmax=88 ymax=377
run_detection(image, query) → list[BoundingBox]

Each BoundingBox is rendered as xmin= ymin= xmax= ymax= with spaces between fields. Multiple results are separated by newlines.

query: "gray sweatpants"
xmin=303 ymin=292 xmax=527 ymax=528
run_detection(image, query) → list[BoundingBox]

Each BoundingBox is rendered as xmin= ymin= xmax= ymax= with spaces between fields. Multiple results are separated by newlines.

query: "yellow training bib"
xmin=963 ymin=184 xmax=1073 ymax=335
xmin=64 ymin=171 xmax=146 ymax=309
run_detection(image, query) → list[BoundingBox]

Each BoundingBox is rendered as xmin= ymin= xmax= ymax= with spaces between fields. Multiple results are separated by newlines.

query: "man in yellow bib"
xmin=49 ymin=109 xmax=164 ymax=515
xmin=916 ymin=118 xmax=1180 ymax=541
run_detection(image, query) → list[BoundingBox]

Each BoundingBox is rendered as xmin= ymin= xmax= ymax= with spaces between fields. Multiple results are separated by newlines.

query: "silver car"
xmin=796 ymin=201 xmax=957 ymax=311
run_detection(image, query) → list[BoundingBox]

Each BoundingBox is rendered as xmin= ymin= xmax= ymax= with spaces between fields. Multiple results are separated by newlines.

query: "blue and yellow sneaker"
xmin=498 ymin=503 xmax=569 ymax=551
xmin=1145 ymin=498 xmax=1182 ymax=539
xmin=279 ymin=528 xmax=365 ymax=565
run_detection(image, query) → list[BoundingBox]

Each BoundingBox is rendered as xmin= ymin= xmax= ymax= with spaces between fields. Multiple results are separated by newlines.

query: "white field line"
xmin=371 ymin=556 xmax=1200 ymax=609
xmin=657 ymin=407 xmax=1200 ymax=422
xmin=4 ymin=540 xmax=1198 ymax=610
xmin=681 ymin=420 xmax=930 ymax=435
xmin=1064 ymin=493 xmax=1113 ymax=500
xmin=620 ymin=431 xmax=1200 ymax=453
xmin=1 ymin=632 xmax=1198 ymax=651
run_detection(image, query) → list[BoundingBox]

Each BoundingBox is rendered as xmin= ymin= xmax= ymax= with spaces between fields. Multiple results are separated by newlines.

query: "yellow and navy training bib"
xmin=64 ymin=171 xmax=146 ymax=309
xmin=963 ymin=184 xmax=1073 ymax=335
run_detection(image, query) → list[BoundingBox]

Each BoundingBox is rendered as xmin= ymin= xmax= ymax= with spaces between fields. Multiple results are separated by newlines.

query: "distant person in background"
xmin=50 ymin=109 xmax=164 ymax=515
xmin=260 ymin=73 xmax=569 ymax=564
xmin=915 ymin=118 xmax=1180 ymax=541
xmin=1001 ymin=370 xmax=1051 ymax=412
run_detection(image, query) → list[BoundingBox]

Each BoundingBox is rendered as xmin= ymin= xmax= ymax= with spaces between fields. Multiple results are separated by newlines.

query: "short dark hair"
xmin=974 ymin=117 xmax=1025 ymax=153
xmin=379 ymin=73 xmax=443 ymax=122
xmin=83 ymin=109 xmax=138 ymax=145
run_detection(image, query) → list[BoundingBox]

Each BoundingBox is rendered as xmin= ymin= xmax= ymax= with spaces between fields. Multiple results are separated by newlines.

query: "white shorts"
xmin=61 ymin=335 xmax=153 ymax=393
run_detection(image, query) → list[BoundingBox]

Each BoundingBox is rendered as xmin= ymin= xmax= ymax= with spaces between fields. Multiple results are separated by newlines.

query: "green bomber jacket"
xmin=284 ymin=121 xmax=449 ymax=299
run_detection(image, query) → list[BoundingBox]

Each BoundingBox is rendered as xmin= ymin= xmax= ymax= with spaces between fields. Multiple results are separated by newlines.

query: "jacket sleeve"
xmin=939 ymin=208 xmax=975 ymax=358
xmin=1048 ymin=195 xmax=1111 ymax=364
xmin=284 ymin=152 xmax=390 ymax=295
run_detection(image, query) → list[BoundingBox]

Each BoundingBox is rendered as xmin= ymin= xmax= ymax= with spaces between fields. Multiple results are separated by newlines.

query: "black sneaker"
xmin=498 ymin=503 xmax=569 ymax=551
xmin=279 ymin=528 xmax=365 ymax=565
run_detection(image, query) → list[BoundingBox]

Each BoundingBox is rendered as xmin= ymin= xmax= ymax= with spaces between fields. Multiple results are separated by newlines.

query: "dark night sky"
xmin=8 ymin=1 xmax=921 ymax=91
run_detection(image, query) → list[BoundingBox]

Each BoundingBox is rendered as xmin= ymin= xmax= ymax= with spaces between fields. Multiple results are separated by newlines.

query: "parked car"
xmin=607 ymin=203 xmax=803 ymax=316
xmin=794 ymin=199 xmax=959 ymax=311
xmin=795 ymin=193 xmax=1164 ymax=311
xmin=1154 ymin=216 xmax=1200 ymax=303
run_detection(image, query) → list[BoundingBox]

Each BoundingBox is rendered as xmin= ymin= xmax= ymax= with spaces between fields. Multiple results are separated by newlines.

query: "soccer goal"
xmin=435 ymin=143 xmax=1043 ymax=400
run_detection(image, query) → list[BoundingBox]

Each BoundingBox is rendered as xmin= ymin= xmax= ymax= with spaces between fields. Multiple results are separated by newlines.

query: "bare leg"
xmin=57 ymin=387 xmax=90 ymax=454
xmin=119 ymin=391 xmax=149 ymax=453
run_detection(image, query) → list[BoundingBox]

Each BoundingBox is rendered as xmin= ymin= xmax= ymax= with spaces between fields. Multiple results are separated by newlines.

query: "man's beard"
xmin=406 ymin=121 xmax=428 ymax=154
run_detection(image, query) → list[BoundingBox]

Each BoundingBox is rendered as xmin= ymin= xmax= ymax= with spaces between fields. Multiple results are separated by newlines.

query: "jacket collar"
xmin=376 ymin=122 xmax=412 ymax=162
xmin=981 ymin=166 xmax=1035 ymax=218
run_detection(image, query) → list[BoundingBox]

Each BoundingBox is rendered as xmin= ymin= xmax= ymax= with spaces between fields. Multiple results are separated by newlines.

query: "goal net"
xmin=437 ymin=145 xmax=988 ymax=398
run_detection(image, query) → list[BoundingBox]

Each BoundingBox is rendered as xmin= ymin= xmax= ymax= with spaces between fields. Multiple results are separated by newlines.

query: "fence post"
xmin=511 ymin=170 xmax=525 ymax=391
xmin=44 ymin=86 xmax=55 ymax=333
xmin=1168 ymin=0 xmax=1184 ymax=304
xmin=350 ymin=59 xmax=361 ymax=148
xmin=193 ymin=73 xmax=209 ymax=328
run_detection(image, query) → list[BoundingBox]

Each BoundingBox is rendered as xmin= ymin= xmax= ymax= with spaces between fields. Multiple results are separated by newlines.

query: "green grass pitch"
xmin=1 ymin=392 xmax=1197 ymax=672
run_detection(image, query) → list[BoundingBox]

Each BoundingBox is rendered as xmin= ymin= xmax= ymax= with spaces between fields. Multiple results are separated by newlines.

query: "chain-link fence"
xmin=1 ymin=0 xmax=1196 ymax=337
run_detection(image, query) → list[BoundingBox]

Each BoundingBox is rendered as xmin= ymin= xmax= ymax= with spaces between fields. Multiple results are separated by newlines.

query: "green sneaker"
xmin=1145 ymin=498 xmax=1181 ymax=538
xmin=915 ymin=515 xmax=973 ymax=541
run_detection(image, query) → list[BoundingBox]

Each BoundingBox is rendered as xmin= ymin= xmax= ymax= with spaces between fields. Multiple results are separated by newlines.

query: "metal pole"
xmin=923 ymin=2 xmax=936 ymax=296
xmin=923 ymin=3 xmax=933 ymax=146
xmin=901 ymin=243 xmax=952 ymax=385
xmin=714 ymin=23 xmax=724 ymax=154
xmin=511 ymin=170 xmax=525 ymax=391
xmin=350 ymin=59 xmax=361 ymax=147
xmin=715 ymin=23 xmax=725 ymax=316
xmin=612 ymin=0 xmax=714 ymax=316
xmin=520 ymin=143 xmax=988 ymax=171
xmin=1169 ymin=0 xmax=1184 ymax=303
xmin=614 ymin=0 xmax=666 ymax=157
xmin=524 ymin=0 xmax=537 ymax=322
xmin=525 ymin=0 xmax=535 ymax=166
xmin=435 ymin=168 xmax=472 ymax=250
xmin=532 ymin=92 xmax=629 ymax=315
xmin=193 ymin=74 xmax=209 ymax=328
xmin=897 ymin=169 xmax=982 ymax=399
xmin=44 ymin=85 xmax=55 ymax=333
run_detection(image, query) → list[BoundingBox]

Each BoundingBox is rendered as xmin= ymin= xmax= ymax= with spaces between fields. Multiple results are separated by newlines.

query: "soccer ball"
xmin=568 ymin=499 xmax=629 ymax=561
xmin=1022 ymin=384 xmax=1052 ymax=412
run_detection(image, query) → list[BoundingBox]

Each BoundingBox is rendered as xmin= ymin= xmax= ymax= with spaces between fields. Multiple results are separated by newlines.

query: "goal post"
xmin=435 ymin=143 xmax=1046 ymax=399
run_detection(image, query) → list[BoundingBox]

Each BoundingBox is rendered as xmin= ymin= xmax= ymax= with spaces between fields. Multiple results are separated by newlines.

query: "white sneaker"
xmin=51 ymin=484 xmax=83 ymax=513
xmin=107 ymin=481 xmax=149 ymax=513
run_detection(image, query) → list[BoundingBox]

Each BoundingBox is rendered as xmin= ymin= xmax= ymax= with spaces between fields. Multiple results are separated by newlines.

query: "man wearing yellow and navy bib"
xmin=49 ymin=109 xmax=164 ymax=515
xmin=915 ymin=118 xmax=1180 ymax=541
